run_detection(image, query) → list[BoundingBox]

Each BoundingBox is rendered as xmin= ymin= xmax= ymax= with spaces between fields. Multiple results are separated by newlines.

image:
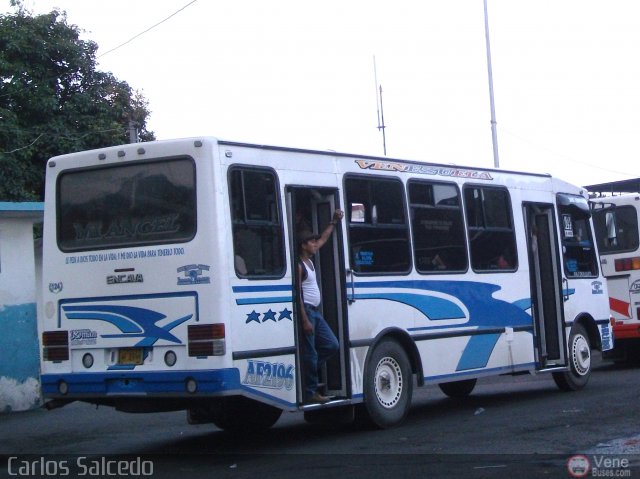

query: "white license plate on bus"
xmin=117 ymin=348 xmax=143 ymax=365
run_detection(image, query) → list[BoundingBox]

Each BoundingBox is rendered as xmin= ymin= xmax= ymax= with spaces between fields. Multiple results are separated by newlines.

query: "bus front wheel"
xmin=363 ymin=339 xmax=413 ymax=428
xmin=553 ymin=323 xmax=592 ymax=391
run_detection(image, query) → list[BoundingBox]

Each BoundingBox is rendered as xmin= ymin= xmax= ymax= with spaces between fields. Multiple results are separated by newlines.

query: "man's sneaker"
xmin=307 ymin=391 xmax=331 ymax=404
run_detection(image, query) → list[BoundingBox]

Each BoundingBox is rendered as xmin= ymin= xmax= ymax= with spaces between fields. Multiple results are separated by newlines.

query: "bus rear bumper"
xmin=41 ymin=369 xmax=241 ymax=398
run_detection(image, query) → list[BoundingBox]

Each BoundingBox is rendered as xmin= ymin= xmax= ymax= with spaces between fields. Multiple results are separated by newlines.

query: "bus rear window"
xmin=57 ymin=157 xmax=196 ymax=252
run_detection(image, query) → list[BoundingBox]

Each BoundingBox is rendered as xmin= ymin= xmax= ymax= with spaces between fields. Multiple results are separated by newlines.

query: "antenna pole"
xmin=483 ymin=0 xmax=500 ymax=168
xmin=373 ymin=56 xmax=387 ymax=156
xmin=379 ymin=85 xmax=387 ymax=156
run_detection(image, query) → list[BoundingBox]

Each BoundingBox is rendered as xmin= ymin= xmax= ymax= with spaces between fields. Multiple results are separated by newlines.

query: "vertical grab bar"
xmin=562 ymin=277 xmax=570 ymax=301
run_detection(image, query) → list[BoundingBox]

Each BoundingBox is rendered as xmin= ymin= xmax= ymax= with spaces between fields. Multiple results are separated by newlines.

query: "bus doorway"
xmin=287 ymin=187 xmax=349 ymax=405
xmin=524 ymin=203 xmax=567 ymax=369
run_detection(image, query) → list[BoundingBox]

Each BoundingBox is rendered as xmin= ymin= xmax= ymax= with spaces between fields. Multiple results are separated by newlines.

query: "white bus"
xmin=39 ymin=137 xmax=612 ymax=430
xmin=589 ymin=180 xmax=640 ymax=361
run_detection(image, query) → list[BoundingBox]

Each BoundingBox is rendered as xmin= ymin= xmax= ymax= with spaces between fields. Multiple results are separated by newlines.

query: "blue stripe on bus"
xmin=41 ymin=369 xmax=242 ymax=396
xmin=235 ymin=296 xmax=293 ymax=305
xmin=232 ymin=285 xmax=293 ymax=293
xmin=353 ymin=280 xmax=532 ymax=328
xmin=58 ymin=291 xmax=199 ymax=328
xmin=355 ymin=292 xmax=465 ymax=320
xmin=41 ymin=369 xmax=299 ymax=408
xmin=426 ymin=362 xmax=538 ymax=382
xmin=353 ymin=279 xmax=535 ymax=370
xmin=456 ymin=333 xmax=501 ymax=370
xmin=512 ymin=298 xmax=532 ymax=311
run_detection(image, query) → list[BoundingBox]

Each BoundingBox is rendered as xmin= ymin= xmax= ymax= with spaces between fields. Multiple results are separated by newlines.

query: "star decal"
xmin=245 ymin=310 xmax=261 ymax=324
xmin=262 ymin=309 xmax=277 ymax=322
xmin=278 ymin=308 xmax=293 ymax=321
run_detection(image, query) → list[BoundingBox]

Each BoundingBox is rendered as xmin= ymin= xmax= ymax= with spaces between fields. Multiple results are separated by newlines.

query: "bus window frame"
xmin=407 ymin=178 xmax=469 ymax=275
xmin=344 ymin=173 xmax=412 ymax=276
xmin=462 ymin=184 xmax=518 ymax=273
xmin=228 ymin=164 xmax=286 ymax=280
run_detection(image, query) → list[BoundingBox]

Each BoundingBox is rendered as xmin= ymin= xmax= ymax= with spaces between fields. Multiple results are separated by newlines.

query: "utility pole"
xmin=483 ymin=0 xmax=500 ymax=168
xmin=128 ymin=119 xmax=138 ymax=144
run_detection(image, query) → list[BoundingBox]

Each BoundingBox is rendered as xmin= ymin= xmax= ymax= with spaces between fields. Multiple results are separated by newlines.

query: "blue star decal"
xmin=262 ymin=309 xmax=277 ymax=322
xmin=278 ymin=308 xmax=293 ymax=321
xmin=246 ymin=310 xmax=261 ymax=324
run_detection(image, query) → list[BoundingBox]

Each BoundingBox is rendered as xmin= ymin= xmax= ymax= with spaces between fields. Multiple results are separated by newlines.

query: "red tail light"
xmin=42 ymin=331 xmax=69 ymax=361
xmin=615 ymin=257 xmax=640 ymax=272
xmin=188 ymin=324 xmax=225 ymax=357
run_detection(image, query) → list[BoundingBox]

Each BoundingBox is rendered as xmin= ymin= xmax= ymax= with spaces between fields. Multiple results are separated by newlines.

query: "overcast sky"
xmin=10 ymin=0 xmax=640 ymax=187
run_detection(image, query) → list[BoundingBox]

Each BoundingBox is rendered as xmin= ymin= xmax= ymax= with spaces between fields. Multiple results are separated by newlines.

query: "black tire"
xmin=304 ymin=405 xmax=355 ymax=426
xmin=210 ymin=396 xmax=282 ymax=433
xmin=438 ymin=378 xmax=477 ymax=398
xmin=363 ymin=338 xmax=413 ymax=428
xmin=553 ymin=323 xmax=592 ymax=391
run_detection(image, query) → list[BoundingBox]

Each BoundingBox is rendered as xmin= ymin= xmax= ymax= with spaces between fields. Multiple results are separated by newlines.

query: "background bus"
xmin=589 ymin=178 xmax=640 ymax=361
xmin=39 ymin=137 xmax=612 ymax=431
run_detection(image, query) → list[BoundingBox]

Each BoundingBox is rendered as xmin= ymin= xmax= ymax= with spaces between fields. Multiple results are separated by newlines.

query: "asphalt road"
xmin=2 ymin=354 xmax=640 ymax=478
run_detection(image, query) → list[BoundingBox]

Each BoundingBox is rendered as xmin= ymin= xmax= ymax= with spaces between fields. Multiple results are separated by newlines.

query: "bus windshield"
xmin=593 ymin=205 xmax=640 ymax=254
xmin=57 ymin=157 xmax=196 ymax=252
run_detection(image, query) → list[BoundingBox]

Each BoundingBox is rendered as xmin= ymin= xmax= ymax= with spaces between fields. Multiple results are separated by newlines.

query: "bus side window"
xmin=463 ymin=186 xmax=517 ymax=272
xmin=409 ymin=180 xmax=468 ymax=273
xmin=229 ymin=167 xmax=285 ymax=278
xmin=345 ymin=175 xmax=411 ymax=274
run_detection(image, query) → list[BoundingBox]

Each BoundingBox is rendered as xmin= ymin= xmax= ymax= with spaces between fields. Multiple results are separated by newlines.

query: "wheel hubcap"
xmin=375 ymin=357 xmax=403 ymax=408
xmin=572 ymin=334 xmax=590 ymax=376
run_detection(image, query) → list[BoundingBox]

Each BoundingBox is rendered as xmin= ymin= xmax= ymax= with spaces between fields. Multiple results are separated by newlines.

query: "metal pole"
xmin=373 ymin=56 xmax=387 ymax=156
xmin=483 ymin=0 xmax=500 ymax=168
xmin=379 ymin=85 xmax=387 ymax=156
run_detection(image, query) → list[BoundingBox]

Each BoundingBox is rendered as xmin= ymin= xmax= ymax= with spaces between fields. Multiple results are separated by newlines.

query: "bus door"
xmin=286 ymin=187 xmax=349 ymax=404
xmin=524 ymin=203 xmax=567 ymax=369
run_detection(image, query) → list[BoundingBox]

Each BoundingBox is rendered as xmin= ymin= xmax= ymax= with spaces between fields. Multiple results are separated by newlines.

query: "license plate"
xmin=117 ymin=348 xmax=143 ymax=365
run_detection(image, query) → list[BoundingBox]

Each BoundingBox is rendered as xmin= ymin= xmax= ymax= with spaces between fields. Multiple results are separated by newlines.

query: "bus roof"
xmin=217 ymin=139 xmax=553 ymax=180
xmin=49 ymin=136 xmax=559 ymax=184
xmin=585 ymin=178 xmax=640 ymax=196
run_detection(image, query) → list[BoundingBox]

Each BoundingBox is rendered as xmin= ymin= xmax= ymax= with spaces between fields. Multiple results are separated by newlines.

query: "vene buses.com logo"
xmin=567 ymin=455 xmax=590 ymax=478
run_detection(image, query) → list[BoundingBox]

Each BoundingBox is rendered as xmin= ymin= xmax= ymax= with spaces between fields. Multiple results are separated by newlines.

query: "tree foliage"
xmin=0 ymin=4 xmax=155 ymax=200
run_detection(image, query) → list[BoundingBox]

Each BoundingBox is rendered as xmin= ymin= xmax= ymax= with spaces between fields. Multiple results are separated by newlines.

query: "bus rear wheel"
xmin=438 ymin=378 xmax=477 ymax=398
xmin=363 ymin=339 xmax=413 ymax=429
xmin=553 ymin=323 xmax=592 ymax=391
xmin=208 ymin=396 xmax=282 ymax=433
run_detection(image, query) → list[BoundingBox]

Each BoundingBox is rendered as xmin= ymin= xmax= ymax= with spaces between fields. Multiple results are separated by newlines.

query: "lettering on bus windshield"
xmin=72 ymin=214 xmax=181 ymax=242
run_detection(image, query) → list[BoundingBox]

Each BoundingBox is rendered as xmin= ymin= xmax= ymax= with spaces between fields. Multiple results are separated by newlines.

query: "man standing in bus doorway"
xmin=297 ymin=209 xmax=344 ymax=404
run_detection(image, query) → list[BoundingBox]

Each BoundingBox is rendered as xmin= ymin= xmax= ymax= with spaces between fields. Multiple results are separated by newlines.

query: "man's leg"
xmin=314 ymin=313 xmax=339 ymax=366
xmin=302 ymin=306 xmax=319 ymax=399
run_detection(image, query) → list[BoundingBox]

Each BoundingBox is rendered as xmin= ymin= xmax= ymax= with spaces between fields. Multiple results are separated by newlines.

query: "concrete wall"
xmin=0 ymin=203 xmax=43 ymax=412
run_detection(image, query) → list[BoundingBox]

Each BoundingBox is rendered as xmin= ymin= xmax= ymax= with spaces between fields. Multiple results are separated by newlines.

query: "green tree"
xmin=0 ymin=3 xmax=155 ymax=201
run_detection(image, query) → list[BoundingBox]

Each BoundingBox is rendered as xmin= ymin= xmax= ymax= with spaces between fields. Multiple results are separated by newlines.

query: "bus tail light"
xmin=188 ymin=324 xmax=225 ymax=357
xmin=614 ymin=257 xmax=640 ymax=272
xmin=42 ymin=331 xmax=69 ymax=361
